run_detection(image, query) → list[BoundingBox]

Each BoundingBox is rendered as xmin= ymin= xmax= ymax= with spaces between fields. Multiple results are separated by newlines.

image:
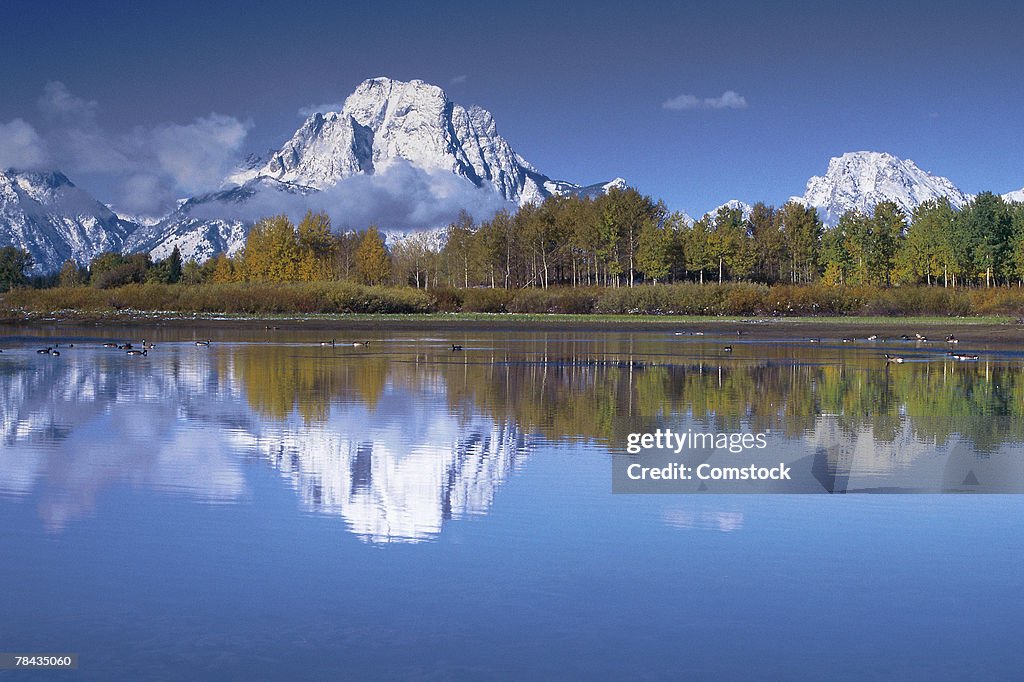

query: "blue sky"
xmin=1 ymin=0 xmax=1022 ymax=217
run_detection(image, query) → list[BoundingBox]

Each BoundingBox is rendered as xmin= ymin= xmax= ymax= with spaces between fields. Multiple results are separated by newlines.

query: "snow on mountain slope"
xmin=0 ymin=169 xmax=136 ymax=273
xmin=227 ymin=77 xmax=607 ymax=207
xmin=1002 ymin=187 xmax=1024 ymax=203
xmin=702 ymin=199 xmax=753 ymax=222
xmin=124 ymin=178 xmax=313 ymax=263
xmin=795 ymin=151 xmax=972 ymax=225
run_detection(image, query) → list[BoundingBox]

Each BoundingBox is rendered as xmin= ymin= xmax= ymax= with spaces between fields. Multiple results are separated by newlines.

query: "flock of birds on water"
xmin=5 ymin=337 xmax=470 ymax=357
xmin=671 ymin=329 xmax=981 ymax=363
xmin=0 ymin=328 xmax=989 ymax=365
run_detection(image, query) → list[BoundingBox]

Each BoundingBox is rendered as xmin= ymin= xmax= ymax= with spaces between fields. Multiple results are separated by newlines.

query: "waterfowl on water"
xmin=841 ymin=338 xmax=852 ymax=343
xmin=141 ymin=340 xmax=155 ymax=349
xmin=195 ymin=340 xmax=211 ymax=347
xmin=808 ymin=338 xmax=820 ymax=343
xmin=126 ymin=349 xmax=147 ymax=356
xmin=948 ymin=352 xmax=978 ymax=361
xmin=722 ymin=346 xmax=733 ymax=352
xmin=883 ymin=354 xmax=904 ymax=364
xmin=867 ymin=335 xmax=878 ymax=341
xmin=118 ymin=343 xmax=133 ymax=350
xmin=946 ymin=335 xmax=959 ymax=344
xmin=50 ymin=349 xmax=60 ymax=356
xmin=319 ymin=339 xmax=336 ymax=347
xmin=451 ymin=344 xmax=463 ymax=351
xmin=351 ymin=340 xmax=370 ymax=347
xmin=102 ymin=342 xmax=118 ymax=348
xmin=900 ymin=335 xmax=911 ymax=341
xmin=36 ymin=347 xmax=52 ymax=354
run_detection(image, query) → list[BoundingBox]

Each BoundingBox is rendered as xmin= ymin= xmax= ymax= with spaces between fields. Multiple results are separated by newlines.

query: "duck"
xmin=451 ymin=344 xmax=463 ymax=351
xmin=36 ymin=347 xmax=52 ymax=354
xmin=841 ymin=338 xmax=852 ymax=343
xmin=126 ymin=349 xmax=147 ymax=356
xmin=722 ymin=346 xmax=733 ymax=353
xmin=195 ymin=340 xmax=211 ymax=347
xmin=319 ymin=339 xmax=336 ymax=347
xmin=102 ymin=342 xmax=118 ymax=348
xmin=808 ymin=338 xmax=820 ymax=343
xmin=118 ymin=343 xmax=133 ymax=350
xmin=141 ymin=340 xmax=155 ymax=349
xmin=948 ymin=352 xmax=978 ymax=361
xmin=946 ymin=334 xmax=959 ymax=344
xmin=351 ymin=340 xmax=370 ymax=347
xmin=883 ymin=354 xmax=904 ymax=364
xmin=50 ymin=349 xmax=60 ymax=357
xmin=867 ymin=335 xmax=878 ymax=341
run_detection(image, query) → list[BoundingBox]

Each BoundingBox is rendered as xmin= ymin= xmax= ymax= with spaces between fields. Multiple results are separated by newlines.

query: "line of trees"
xmin=6 ymin=186 xmax=1024 ymax=293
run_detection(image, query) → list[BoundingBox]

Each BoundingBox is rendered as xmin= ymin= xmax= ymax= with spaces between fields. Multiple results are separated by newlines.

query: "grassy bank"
xmin=4 ymin=281 xmax=1024 ymax=320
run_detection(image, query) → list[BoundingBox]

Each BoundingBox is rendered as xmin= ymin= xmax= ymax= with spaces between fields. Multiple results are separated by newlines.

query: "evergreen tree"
xmin=0 ymin=246 xmax=33 ymax=291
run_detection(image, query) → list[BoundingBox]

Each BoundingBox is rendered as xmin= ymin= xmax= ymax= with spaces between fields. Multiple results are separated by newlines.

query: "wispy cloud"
xmin=38 ymin=81 xmax=99 ymax=123
xmin=0 ymin=118 xmax=49 ymax=169
xmin=9 ymin=81 xmax=254 ymax=214
xmin=450 ymin=74 xmax=467 ymax=85
xmin=663 ymin=90 xmax=748 ymax=111
xmin=297 ymin=102 xmax=345 ymax=118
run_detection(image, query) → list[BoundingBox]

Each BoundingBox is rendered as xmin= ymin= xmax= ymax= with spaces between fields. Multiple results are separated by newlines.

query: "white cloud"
xmin=21 ymin=83 xmax=254 ymax=214
xmin=663 ymin=90 xmax=748 ymax=111
xmin=297 ymin=102 xmax=346 ymax=118
xmin=148 ymin=114 xmax=252 ymax=193
xmin=38 ymin=81 xmax=99 ymax=123
xmin=192 ymin=158 xmax=510 ymax=232
xmin=0 ymin=118 xmax=49 ymax=169
xmin=450 ymin=75 xmax=468 ymax=85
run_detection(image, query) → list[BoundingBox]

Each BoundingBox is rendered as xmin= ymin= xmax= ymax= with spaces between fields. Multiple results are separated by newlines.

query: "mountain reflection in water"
xmin=2 ymin=333 xmax=1024 ymax=539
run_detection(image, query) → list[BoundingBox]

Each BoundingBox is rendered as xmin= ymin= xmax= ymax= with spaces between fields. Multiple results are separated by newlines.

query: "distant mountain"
xmin=228 ymin=77 xmax=606 ymax=206
xmin=139 ymin=77 xmax=622 ymax=261
xmin=1002 ymin=187 xmax=1024 ymax=204
xmin=702 ymin=199 xmax=753 ymax=222
xmin=794 ymin=151 xmax=972 ymax=226
xmin=0 ymin=169 xmax=136 ymax=274
xmin=124 ymin=177 xmax=313 ymax=263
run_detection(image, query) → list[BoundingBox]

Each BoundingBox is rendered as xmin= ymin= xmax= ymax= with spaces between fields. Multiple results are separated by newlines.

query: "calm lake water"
xmin=2 ymin=324 xmax=1023 ymax=679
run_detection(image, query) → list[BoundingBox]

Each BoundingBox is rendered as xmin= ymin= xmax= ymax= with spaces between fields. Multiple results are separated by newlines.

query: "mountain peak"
xmin=0 ymin=168 xmax=134 ymax=273
xmin=224 ymin=76 xmax=608 ymax=210
xmin=797 ymin=150 xmax=971 ymax=225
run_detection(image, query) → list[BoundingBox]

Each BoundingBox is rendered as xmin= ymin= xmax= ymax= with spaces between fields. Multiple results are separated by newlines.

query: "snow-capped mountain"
xmin=228 ymin=77 xmax=594 ymax=207
xmin=1002 ymin=187 xmax=1024 ymax=204
xmin=702 ymin=199 xmax=753 ymax=222
xmin=124 ymin=177 xmax=313 ymax=262
xmin=795 ymin=151 xmax=972 ymax=225
xmin=125 ymin=77 xmax=621 ymax=262
xmin=0 ymin=169 xmax=136 ymax=273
